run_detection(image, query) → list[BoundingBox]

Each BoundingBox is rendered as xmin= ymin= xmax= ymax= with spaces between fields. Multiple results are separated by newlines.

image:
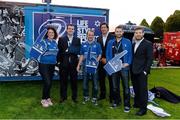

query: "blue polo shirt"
xmin=80 ymin=40 xmax=102 ymax=63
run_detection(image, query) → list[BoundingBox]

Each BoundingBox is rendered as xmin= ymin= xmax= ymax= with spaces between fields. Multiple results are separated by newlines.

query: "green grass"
xmin=0 ymin=68 xmax=180 ymax=119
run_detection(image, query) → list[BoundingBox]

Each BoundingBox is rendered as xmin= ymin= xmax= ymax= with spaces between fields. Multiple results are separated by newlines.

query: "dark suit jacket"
xmin=97 ymin=33 xmax=114 ymax=58
xmin=57 ymin=36 xmax=81 ymax=68
xmin=131 ymin=39 xmax=153 ymax=74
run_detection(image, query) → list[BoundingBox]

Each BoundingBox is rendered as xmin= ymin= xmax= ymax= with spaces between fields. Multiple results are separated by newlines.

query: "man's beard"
xmin=136 ymin=36 xmax=143 ymax=40
xmin=116 ymin=35 xmax=122 ymax=39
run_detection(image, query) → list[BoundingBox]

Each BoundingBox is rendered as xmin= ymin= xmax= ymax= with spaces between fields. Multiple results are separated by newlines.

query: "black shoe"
xmin=109 ymin=99 xmax=113 ymax=103
xmin=116 ymin=101 xmax=121 ymax=106
xmin=133 ymin=104 xmax=140 ymax=108
xmin=72 ymin=99 xmax=78 ymax=103
xmin=60 ymin=98 xmax=66 ymax=103
xmin=98 ymin=96 xmax=105 ymax=101
xmin=136 ymin=109 xmax=147 ymax=116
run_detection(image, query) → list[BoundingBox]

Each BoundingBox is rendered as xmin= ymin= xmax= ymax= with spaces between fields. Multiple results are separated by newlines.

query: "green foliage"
xmin=173 ymin=10 xmax=180 ymax=15
xmin=140 ymin=19 xmax=149 ymax=27
xmin=165 ymin=10 xmax=180 ymax=32
xmin=150 ymin=16 xmax=164 ymax=39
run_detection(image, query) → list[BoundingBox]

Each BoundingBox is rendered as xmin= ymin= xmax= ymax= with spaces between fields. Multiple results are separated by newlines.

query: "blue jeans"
xmin=111 ymin=70 xmax=130 ymax=107
xmin=83 ymin=68 xmax=98 ymax=98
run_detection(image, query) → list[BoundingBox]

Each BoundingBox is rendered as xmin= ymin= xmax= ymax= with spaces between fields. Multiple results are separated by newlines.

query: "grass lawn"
xmin=0 ymin=68 xmax=180 ymax=119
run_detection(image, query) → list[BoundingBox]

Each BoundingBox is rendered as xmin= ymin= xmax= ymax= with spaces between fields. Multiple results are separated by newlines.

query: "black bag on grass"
xmin=150 ymin=87 xmax=180 ymax=104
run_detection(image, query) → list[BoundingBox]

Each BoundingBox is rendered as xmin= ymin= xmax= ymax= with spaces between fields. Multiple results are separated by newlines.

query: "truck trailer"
xmin=0 ymin=1 xmax=109 ymax=81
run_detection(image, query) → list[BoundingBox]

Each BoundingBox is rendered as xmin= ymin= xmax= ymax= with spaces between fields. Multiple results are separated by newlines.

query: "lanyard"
xmin=114 ymin=41 xmax=122 ymax=53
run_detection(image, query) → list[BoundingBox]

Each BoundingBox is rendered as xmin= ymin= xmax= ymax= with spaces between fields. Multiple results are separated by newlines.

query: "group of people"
xmin=153 ymin=43 xmax=166 ymax=66
xmin=36 ymin=23 xmax=153 ymax=116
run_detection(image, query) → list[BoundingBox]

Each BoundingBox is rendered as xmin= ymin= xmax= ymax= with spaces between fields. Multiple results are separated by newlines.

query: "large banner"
xmin=33 ymin=12 xmax=106 ymax=42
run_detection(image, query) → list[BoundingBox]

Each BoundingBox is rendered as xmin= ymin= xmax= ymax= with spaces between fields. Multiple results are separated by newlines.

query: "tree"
xmin=150 ymin=16 xmax=164 ymax=39
xmin=165 ymin=10 xmax=180 ymax=32
xmin=173 ymin=10 xmax=180 ymax=15
xmin=140 ymin=19 xmax=149 ymax=27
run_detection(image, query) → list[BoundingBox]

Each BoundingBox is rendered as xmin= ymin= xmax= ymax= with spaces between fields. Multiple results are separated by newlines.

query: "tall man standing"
xmin=106 ymin=26 xmax=132 ymax=112
xmin=97 ymin=23 xmax=114 ymax=101
xmin=131 ymin=27 xmax=153 ymax=116
xmin=57 ymin=24 xmax=81 ymax=103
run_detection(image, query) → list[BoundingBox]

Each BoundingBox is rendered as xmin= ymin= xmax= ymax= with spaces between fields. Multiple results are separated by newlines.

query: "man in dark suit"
xmin=57 ymin=24 xmax=81 ymax=103
xmin=97 ymin=23 xmax=114 ymax=101
xmin=131 ymin=27 xmax=153 ymax=116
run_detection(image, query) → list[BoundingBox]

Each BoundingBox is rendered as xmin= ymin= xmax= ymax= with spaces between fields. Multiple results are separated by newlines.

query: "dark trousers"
xmin=111 ymin=70 xmax=130 ymax=107
xmin=39 ymin=63 xmax=55 ymax=99
xmin=59 ymin=63 xmax=78 ymax=100
xmin=131 ymin=72 xmax=148 ymax=109
xmin=98 ymin=62 xmax=113 ymax=100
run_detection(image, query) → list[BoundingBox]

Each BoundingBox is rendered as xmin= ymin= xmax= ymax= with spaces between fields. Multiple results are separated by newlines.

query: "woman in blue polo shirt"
xmin=38 ymin=27 xmax=58 ymax=107
xmin=77 ymin=29 xmax=102 ymax=106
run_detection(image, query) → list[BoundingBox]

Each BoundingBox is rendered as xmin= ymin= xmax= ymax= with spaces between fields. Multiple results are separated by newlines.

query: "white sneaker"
xmin=47 ymin=98 xmax=53 ymax=106
xmin=124 ymin=106 xmax=130 ymax=113
xmin=82 ymin=96 xmax=90 ymax=104
xmin=41 ymin=99 xmax=49 ymax=107
xmin=91 ymin=98 xmax=98 ymax=106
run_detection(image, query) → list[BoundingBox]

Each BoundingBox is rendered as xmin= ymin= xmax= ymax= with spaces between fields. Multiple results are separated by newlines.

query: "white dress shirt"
xmin=68 ymin=35 xmax=73 ymax=46
xmin=134 ymin=38 xmax=144 ymax=53
xmin=102 ymin=32 xmax=109 ymax=46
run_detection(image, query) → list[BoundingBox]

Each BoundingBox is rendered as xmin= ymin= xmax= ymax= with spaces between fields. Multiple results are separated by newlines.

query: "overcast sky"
xmin=2 ymin=0 xmax=180 ymax=30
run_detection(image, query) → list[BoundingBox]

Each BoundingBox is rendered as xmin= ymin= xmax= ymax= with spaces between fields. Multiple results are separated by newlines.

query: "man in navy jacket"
xmin=97 ymin=23 xmax=114 ymax=102
xmin=57 ymin=24 xmax=81 ymax=103
xmin=106 ymin=25 xmax=132 ymax=112
xmin=131 ymin=27 xmax=153 ymax=116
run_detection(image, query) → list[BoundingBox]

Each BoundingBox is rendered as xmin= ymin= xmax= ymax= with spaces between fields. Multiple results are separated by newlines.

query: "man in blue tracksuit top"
xmin=106 ymin=25 xmax=132 ymax=112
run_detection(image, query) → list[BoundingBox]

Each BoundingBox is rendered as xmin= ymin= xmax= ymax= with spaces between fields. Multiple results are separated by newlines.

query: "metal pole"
xmin=47 ymin=2 xmax=50 ymax=12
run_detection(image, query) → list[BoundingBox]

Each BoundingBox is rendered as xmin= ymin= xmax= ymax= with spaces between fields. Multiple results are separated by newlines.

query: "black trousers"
xmin=59 ymin=62 xmax=78 ymax=100
xmin=39 ymin=63 xmax=55 ymax=99
xmin=131 ymin=72 xmax=148 ymax=109
xmin=98 ymin=62 xmax=113 ymax=100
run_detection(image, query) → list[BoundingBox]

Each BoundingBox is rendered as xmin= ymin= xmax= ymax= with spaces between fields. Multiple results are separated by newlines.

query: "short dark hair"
xmin=44 ymin=27 xmax=58 ymax=39
xmin=67 ymin=24 xmax=74 ymax=29
xmin=135 ymin=26 xmax=144 ymax=32
xmin=100 ymin=22 xmax=109 ymax=29
xmin=115 ymin=25 xmax=124 ymax=30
